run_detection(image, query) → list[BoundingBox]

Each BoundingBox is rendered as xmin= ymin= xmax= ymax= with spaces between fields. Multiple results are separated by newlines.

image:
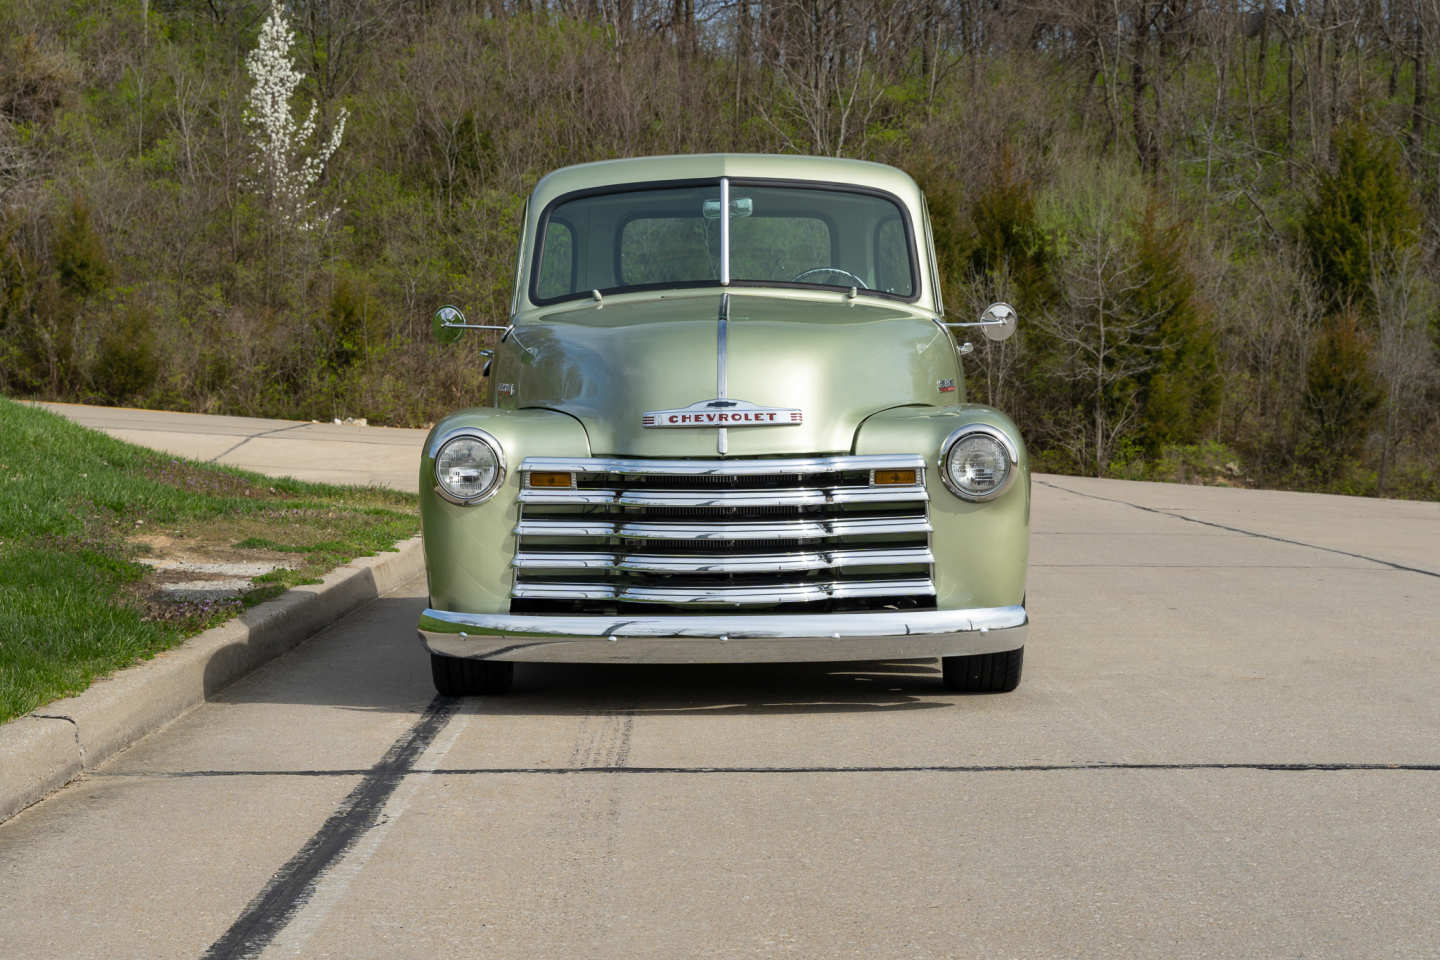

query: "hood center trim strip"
xmin=717 ymin=292 xmax=730 ymax=454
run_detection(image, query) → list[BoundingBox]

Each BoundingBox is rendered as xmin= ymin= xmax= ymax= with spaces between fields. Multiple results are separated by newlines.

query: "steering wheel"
xmin=792 ymin=266 xmax=867 ymax=288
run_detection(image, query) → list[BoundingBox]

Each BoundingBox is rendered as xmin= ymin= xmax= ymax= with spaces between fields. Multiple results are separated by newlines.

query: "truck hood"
xmin=506 ymin=293 xmax=960 ymax=457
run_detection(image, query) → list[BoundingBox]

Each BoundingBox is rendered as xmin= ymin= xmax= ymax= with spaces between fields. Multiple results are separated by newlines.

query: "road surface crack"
xmin=1035 ymin=478 xmax=1439 ymax=579
xmin=102 ymin=761 xmax=1440 ymax=777
xmin=207 ymin=422 xmax=311 ymax=465
xmin=29 ymin=713 xmax=84 ymax=766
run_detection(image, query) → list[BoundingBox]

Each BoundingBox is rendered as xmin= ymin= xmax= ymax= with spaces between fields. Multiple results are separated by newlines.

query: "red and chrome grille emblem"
xmin=642 ymin=398 xmax=804 ymax=428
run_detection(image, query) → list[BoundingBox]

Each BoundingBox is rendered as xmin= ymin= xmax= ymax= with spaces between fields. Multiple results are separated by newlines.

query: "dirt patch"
xmin=126 ymin=533 xmax=296 ymax=619
xmin=142 ymin=458 xmax=280 ymax=499
xmin=111 ymin=492 xmax=413 ymax=624
xmin=130 ymin=533 xmax=294 ymax=567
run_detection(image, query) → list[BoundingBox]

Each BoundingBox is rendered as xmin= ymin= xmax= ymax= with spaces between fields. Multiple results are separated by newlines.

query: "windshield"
xmin=532 ymin=180 xmax=916 ymax=304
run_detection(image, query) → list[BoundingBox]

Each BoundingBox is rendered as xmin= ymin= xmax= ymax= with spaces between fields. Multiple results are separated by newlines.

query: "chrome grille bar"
xmin=515 ymin=516 xmax=932 ymax=540
xmin=522 ymin=454 xmax=925 ymax=477
xmin=518 ymin=485 xmax=928 ymax=507
xmin=512 ymin=579 xmax=937 ymax=606
xmin=513 ymin=547 xmax=935 ymax=574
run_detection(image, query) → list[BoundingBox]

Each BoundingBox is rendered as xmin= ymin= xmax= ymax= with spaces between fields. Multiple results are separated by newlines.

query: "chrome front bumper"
xmin=418 ymin=605 xmax=1027 ymax=664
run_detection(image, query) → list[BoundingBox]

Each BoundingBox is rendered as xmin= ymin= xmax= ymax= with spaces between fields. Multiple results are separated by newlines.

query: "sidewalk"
xmin=36 ymin=402 xmax=428 ymax=493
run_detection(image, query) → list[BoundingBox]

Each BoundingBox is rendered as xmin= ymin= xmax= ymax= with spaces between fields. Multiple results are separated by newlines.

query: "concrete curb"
xmin=0 ymin=535 xmax=425 ymax=825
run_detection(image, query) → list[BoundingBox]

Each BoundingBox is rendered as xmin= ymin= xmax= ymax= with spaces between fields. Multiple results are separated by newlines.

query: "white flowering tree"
xmin=243 ymin=1 xmax=348 ymax=232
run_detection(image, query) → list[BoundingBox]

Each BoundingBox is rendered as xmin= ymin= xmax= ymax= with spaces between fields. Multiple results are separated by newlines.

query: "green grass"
xmin=0 ymin=398 xmax=418 ymax=724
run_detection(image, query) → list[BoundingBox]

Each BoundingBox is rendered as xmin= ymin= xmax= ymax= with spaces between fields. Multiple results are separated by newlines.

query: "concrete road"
xmin=3 ymin=408 xmax=1439 ymax=958
xmin=35 ymin=402 xmax=428 ymax=492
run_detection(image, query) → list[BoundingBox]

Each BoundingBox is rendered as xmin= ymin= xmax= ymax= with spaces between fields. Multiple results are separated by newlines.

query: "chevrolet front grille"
xmin=510 ymin=455 xmax=935 ymax=613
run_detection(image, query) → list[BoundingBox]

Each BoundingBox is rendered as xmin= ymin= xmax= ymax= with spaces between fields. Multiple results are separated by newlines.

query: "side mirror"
xmin=978 ymin=302 xmax=1017 ymax=342
xmin=432 ymin=304 xmax=509 ymax=344
xmin=432 ymin=305 xmax=467 ymax=344
xmin=941 ymin=301 xmax=1018 ymax=342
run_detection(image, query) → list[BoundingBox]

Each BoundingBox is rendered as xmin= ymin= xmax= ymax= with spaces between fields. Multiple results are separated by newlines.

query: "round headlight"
xmin=942 ymin=429 xmax=1015 ymax=500
xmin=434 ymin=434 xmax=502 ymax=504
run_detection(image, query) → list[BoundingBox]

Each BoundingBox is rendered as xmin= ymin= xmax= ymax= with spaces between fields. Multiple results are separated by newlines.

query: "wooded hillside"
xmin=2 ymin=0 xmax=1437 ymax=496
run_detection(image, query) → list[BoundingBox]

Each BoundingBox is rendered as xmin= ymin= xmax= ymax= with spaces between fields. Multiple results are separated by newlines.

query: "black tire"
xmin=430 ymin=653 xmax=514 ymax=696
xmin=941 ymin=647 xmax=1023 ymax=693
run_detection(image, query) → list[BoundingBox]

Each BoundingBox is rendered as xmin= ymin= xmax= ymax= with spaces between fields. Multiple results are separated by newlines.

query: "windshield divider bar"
xmin=719 ymin=177 xmax=730 ymax=286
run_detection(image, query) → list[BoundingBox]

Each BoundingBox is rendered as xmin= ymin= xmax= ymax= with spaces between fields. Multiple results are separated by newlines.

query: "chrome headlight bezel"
xmin=938 ymin=423 xmax=1019 ymax=502
xmin=430 ymin=428 xmax=506 ymax=505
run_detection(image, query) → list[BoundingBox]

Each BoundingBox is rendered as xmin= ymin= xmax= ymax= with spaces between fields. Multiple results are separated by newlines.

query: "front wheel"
xmin=941 ymin=647 xmax=1023 ymax=693
xmin=430 ymin=653 xmax=514 ymax=696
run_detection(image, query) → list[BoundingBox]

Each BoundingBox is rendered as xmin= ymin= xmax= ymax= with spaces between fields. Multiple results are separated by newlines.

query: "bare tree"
xmin=1370 ymin=246 xmax=1439 ymax=492
xmin=1037 ymin=220 xmax=1167 ymax=474
xmin=294 ymin=0 xmax=392 ymax=106
xmin=755 ymin=0 xmax=919 ymax=155
xmin=0 ymin=119 xmax=43 ymax=213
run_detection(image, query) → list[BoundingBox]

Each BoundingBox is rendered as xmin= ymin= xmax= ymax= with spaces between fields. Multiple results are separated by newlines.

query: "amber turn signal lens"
xmin=872 ymin=469 xmax=917 ymax=486
xmin=528 ymin=471 xmax=573 ymax=488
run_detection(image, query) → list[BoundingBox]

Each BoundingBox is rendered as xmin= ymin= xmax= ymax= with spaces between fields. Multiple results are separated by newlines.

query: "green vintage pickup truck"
xmin=417 ymin=154 xmax=1029 ymax=695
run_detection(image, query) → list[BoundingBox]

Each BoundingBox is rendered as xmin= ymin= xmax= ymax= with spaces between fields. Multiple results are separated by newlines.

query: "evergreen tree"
xmin=1299 ymin=313 xmax=1383 ymax=484
xmin=1301 ymin=123 xmax=1420 ymax=311
xmin=1130 ymin=205 xmax=1220 ymax=452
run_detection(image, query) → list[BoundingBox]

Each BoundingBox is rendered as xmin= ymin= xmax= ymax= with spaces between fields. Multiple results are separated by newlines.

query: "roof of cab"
xmin=528 ymin=154 xmax=923 ymax=210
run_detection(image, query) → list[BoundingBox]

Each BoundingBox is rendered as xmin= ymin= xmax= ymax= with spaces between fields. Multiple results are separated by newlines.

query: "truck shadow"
xmin=210 ymin=596 xmax=959 ymax=717
xmin=491 ymin=659 xmax=951 ymax=716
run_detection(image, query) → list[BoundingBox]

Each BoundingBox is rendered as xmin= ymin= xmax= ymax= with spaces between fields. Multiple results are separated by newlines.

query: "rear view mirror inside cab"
xmin=702 ymin=197 xmax=754 ymax=219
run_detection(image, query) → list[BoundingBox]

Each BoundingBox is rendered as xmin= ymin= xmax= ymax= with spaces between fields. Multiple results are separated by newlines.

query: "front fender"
xmin=854 ymin=405 xmax=1029 ymax=610
xmin=421 ymin=407 xmax=590 ymax=614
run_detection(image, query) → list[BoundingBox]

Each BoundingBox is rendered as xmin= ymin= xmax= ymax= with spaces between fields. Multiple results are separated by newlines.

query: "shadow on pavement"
xmin=212 ymin=596 xmax=958 ymax=717
xmin=496 ymin=658 xmax=950 ymax=717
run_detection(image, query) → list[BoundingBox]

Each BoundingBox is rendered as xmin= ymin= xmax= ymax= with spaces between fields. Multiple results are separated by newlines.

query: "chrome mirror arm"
xmin=941 ymin=317 xmax=1007 ymax=329
xmin=501 ymin=321 xmax=537 ymax=360
xmin=443 ymin=322 xmax=509 ymax=332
